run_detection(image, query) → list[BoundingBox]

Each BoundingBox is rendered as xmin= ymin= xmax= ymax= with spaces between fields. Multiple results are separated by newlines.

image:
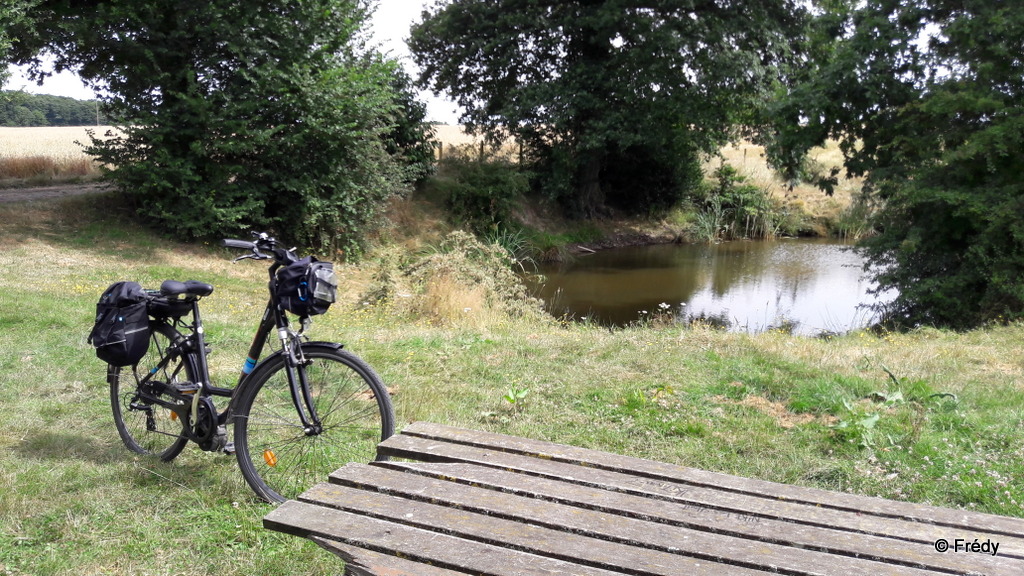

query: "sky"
xmin=3 ymin=0 xmax=462 ymax=124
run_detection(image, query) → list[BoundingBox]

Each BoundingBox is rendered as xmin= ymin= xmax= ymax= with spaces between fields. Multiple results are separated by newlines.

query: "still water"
xmin=529 ymin=239 xmax=893 ymax=335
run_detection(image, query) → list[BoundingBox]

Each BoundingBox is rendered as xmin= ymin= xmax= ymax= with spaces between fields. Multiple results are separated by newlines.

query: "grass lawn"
xmin=1 ymin=193 xmax=1022 ymax=575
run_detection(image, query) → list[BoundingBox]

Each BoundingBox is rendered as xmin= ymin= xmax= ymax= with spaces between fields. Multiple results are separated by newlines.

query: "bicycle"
xmin=104 ymin=232 xmax=395 ymax=503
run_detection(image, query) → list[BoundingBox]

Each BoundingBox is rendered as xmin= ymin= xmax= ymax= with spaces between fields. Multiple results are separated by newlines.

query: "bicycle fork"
xmin=280 ymin=328 xmax=323 ymax=436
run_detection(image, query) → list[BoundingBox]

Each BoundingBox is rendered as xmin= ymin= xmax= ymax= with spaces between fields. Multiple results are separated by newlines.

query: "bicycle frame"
xmin=129 ymin=266 xmax=324 ymax=449
xmin=125 ymin=235 xmax=329 ymax=450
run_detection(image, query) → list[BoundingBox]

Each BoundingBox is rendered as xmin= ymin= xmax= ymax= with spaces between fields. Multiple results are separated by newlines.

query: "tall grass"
xmin=833 ymin=192 xmax=878 ymax=240
xmin=689 ymin=163 xmax=810 ymax=242
xmin=711 ymin=138 xmax=861 ymax=215
xmin=0 ymin=155 xmax=97 ymax=179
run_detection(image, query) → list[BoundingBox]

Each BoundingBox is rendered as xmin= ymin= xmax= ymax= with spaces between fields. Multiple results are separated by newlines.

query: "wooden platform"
xmin=264 ymin=422 xmax=1024 ymax=576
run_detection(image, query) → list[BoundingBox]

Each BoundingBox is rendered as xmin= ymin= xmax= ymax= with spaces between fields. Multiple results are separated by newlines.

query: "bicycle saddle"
xmin=161 ymin=280 xmax=215 ymax=297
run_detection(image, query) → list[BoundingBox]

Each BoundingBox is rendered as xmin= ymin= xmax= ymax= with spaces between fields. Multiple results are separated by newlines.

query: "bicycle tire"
xmin=109 ymin=321 xmax=192 ymax=461
xmin=233 ymin=344 xmax=394 ymax=503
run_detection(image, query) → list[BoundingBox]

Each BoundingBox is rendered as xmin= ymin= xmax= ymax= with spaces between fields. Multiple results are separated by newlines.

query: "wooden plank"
xmin=368 ymin=461 xmax=1022 ymax=576
xmin=378 ymin=431 xmax=1024 ymax=557
xmin=266 ymin=499 xmax=646 ymax=576
xmin=326 ymin=463 xmax=962 ymax=576
xmin=266 ymin=423 xmax=1024 ymax=575
xmin=288 ymin=483 xmax=781 ymax=576
xmin=309 ymin=537 xmax=473 ymax=576
xmin=393 ymin=422 xmax=1024 ymax=536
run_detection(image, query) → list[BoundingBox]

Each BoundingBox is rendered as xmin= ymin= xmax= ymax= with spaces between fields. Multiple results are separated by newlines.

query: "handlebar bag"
xmin=88 ymin=281 xmax=151 ymax=366
xmin=276 ymin=257 xmax=337 ymax=317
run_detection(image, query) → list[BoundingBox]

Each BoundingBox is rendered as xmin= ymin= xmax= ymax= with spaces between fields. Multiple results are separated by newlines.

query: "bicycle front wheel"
xmin=234 ymin=345 xmax=394 ymax=503
xmin=109 ymin=321 xmax=191 ymax=461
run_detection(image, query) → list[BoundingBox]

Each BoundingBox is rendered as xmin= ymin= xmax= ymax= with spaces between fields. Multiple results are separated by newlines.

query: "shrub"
xmin=691 ymin=163 xmax=805 ymax=242
xmin=30 ymin=1 xmax=430 ymax=259
xmin=361 ymin=231 xmax=547 ymax=327
xmin=429 ymin=148 xmax=529 ymax=234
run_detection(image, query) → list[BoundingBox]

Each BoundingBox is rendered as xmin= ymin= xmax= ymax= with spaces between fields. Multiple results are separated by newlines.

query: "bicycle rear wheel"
xmin=233 ymin=344 xmax=394 ymax=503
xmin=109 ymin=321 xmax=191 ymax=461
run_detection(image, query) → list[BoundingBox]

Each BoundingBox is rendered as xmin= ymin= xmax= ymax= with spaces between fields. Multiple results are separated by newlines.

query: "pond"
xmin=526 ymin=239 xmax=894 ymax=335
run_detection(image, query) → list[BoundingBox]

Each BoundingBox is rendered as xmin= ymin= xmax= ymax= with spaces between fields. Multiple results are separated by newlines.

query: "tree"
xmin=409 ymin=0 xmax=809 ymax=218
xmin=765 ymin=0 xmax=1024 ymax=329
xmin=0 ymin=92 xmax=104 ymax=126
xmin=382 ymin=67 xmax=437 ymax=185
xmin=0 ymin=0 xmax=37 ymax=93
xmin=7 ymin=0 xmax=433 ymax=257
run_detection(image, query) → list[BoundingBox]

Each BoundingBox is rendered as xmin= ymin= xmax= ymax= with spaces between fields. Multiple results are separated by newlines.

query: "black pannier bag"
xmin=88 ymin=281 xmax=151 ymax=366
xmin=276 ymin=257 xmax=337 ymax=317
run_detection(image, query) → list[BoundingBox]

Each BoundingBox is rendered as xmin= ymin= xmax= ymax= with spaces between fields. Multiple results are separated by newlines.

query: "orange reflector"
xmin=170 ymin=411 xmax=177 ymax=421
xmin=263 ymin=450 xmax=278 ymax=467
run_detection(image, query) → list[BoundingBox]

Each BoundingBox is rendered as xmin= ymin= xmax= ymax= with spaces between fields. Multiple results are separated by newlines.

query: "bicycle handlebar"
xmin=221 ymin=232 xmax=299 ymax=265
xmin=221 ymin=239 xmax=255 ymax=250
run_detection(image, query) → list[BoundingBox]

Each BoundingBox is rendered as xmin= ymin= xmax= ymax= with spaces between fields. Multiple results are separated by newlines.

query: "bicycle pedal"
xmin=222 ymin=441 xmax=235 ymax=455
xmin=174 ymin=382 xmax=201 ymax=394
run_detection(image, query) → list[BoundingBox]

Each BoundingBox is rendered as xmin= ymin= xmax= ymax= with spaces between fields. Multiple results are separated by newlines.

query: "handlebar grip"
xmin=221 ymin=239 xmax=255 ymax=250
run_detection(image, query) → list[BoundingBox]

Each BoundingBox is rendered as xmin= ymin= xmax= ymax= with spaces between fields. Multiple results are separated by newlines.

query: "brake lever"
xmin=232 ymin=252 xmax=264 ymax=263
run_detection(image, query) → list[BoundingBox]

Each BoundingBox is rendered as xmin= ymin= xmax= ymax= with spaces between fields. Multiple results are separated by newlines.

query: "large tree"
xmin=410 ymin=0 xmax=809 ymax=217
xmin=7 ymin=0 xmax=431 ymax=257
xmin=765 ymin=0 xmax=1024 ymax=329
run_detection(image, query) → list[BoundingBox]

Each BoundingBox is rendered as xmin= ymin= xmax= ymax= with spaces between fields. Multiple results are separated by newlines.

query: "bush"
xmin=32 ymin=1 xmax=434 ymax=260
xmin=691 ymin=163 xmax=801 ymax=242
xmin=862 ymin=180 xmax=1024 ymax=330
xmin=429 ymin=149 xmax=529 ymax=234
xmin=361 ymin=231 xmax=547 ymax=327
xmin=603 ymin=143 xmax=702 ymax=215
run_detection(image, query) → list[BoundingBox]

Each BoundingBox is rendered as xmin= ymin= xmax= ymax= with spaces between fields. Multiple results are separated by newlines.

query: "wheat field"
xmin=0 ymin=126 xmax=113 ymax=182
xmin=1 ymin=125 xmax=855 ymax=216
xmin=0 ymin=126 xmax=111 ymax=158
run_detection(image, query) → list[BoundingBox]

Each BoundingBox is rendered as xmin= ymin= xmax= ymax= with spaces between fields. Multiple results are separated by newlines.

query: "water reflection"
xmin=527 ymin=239 xmax=894 ymax=335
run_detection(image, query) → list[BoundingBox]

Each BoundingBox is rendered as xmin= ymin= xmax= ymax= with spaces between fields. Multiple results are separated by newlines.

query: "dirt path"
xmin=0 ymin=182 xmax=108 ymax=203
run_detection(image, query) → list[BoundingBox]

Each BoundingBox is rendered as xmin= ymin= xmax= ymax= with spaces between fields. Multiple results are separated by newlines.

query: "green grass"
xmin=1 ymin=194 xmax=1023 ymax=575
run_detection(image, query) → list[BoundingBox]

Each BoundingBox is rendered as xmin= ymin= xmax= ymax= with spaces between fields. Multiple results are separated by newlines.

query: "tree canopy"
xmin=766 ymin=0 xmax=1024 ymax=329
xmin=410 ymin=0 xmax=809 ymax=218
xmin=6 ymin=0 xmax=432 ymax=257
xmin=0 ymin=0 xmax=35 ymax=91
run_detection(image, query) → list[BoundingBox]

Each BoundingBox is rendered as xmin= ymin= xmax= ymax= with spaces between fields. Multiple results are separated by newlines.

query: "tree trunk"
xmin=576 ymin=151 xmax=605 ymax=218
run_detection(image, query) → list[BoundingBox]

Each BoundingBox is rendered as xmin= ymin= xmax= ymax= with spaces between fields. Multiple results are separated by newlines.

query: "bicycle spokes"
xmin=233 ymin=346 xmax=393 ymax=502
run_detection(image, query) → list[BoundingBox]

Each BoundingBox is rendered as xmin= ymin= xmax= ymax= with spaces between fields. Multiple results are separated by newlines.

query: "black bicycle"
xmin=104 ymin=232 xmax=394 ymax=503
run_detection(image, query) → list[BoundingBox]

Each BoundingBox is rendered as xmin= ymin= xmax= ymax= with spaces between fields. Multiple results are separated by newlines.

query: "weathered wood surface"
xmin=309 ymin=537 xmax=473 ymax=576
xmin=265 ymin=422 xmax=1024 ymax=576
